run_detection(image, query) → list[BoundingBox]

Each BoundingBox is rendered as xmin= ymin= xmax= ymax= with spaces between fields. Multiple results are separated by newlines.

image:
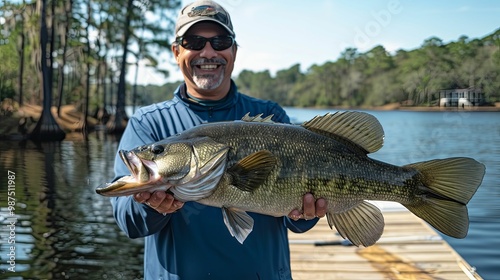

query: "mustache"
xmin=191 ymin=58 xmax=227 ymax=66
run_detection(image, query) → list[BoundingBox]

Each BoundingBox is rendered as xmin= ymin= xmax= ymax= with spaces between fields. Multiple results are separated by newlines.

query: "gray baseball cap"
xmin=175 ymin=1 xmax=235 ymax=37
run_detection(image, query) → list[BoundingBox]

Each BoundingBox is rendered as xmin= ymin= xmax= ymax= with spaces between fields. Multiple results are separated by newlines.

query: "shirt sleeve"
xmin=285 ymin=217 xmax=319 ymax=233
xmin=110 ymin=115 xmax=172 ymax=239
xmin=267 ymin=102 xmax=291 ymax=124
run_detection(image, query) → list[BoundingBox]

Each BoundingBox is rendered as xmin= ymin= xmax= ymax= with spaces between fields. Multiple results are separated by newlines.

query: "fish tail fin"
xmin=402 ymin=157 xmax=485 ymax=238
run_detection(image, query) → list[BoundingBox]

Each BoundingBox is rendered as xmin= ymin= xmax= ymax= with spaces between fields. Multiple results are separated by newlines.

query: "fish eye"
xmin=151 ymin=145 xmax=164 ymax=154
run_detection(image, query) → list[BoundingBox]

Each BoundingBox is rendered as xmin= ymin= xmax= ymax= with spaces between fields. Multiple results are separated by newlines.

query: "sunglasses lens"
xmin=211 ymin=36 xmax=234 ymax=51
xmin=180 ymin=36 xmax=205 ymax=50
xmin=178 ymin=36 xmax=234 ymax=51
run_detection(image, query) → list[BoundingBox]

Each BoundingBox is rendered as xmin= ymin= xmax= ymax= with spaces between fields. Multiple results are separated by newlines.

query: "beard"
xmin=191 ymin=58 xmax=227 ymax=90
xmin=192 ymin=71 xmax=225 ymax=90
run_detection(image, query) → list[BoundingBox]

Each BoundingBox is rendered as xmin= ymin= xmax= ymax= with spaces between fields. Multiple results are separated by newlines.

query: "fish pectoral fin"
xmin=326 ymin=201 xmax=384 ymax=247
xmin=302 ymin=111 xmax=384 ymax=154
xmin=227 ymin=150 xmax=277 ymax=192
xmin=222 ymin=207 xmax=254 ymax=244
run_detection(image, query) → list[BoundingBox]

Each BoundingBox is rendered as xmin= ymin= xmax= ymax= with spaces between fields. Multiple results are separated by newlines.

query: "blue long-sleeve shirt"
xmin=111 ymin=81 xmax=318 ymax=279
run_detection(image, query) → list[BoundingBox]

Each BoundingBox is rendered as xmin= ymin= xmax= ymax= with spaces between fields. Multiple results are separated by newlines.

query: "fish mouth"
xmin=119 ymin=150 xmax=161 ymax=183
xmin=95 ymin=175 xmax=169 ymax=197
xmin=120 ymin=150 xmax=139 ymax=176
xmin=95 ymin=151 xmax=163 ymax=197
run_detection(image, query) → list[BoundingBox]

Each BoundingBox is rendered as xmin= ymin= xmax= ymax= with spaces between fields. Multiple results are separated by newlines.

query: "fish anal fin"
xmin=302 ymin=111 xmax=384 ymax=154
xmin=326 ymin=201 xmax=384 ymax=247
xmin=228 ymin=150 xmax=277 ymax=192
xmin=222 ymin=207 xmax=254 ymax=244
xmin=402 ymin=157 xmax=485 ymax=238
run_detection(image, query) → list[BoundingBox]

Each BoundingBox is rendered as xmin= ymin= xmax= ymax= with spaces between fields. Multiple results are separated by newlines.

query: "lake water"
xmin=0 ymin=108 xmax=499 ymax=279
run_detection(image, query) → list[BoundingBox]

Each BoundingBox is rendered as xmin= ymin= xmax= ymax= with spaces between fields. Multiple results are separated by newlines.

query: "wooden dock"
xmin=288 ymin=208 xmax=482 ymax=280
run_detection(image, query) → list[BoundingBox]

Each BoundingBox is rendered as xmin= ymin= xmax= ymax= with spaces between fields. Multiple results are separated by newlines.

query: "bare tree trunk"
xmin=81 ymin=0 xmax=92 ymax=135
xmin=100 ymin=61 xmax=109 ymax=124
xmin=132 ymin=22 xmax=145 ymax=114
xmin=48 ymin=0 xmax=55 ymax=91
xmin=132 ymin=59 xmax=139 ymax=114
xmin=107 ymin=0 xmax=134 ymax=134
xmin=29 ymin=0 xmax=65 ymax=142
xmin=17 ymin=0 xmax=26 ymax=106
xmin=57 ymin=0 xmax=73 ymax=117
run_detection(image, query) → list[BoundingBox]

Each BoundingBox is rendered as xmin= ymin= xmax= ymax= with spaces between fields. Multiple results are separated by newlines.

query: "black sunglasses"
xmin=175 ymin=35 xmax=235 ymax=51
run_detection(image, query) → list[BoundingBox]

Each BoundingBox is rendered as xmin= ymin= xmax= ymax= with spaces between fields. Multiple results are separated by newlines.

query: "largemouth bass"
xmin=96 ymin=112 xmax=485 ymax=247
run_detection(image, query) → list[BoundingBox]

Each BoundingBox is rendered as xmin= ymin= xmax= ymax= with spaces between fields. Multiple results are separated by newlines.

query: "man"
xmin=111 ymin=1 xmax=327 ymax=279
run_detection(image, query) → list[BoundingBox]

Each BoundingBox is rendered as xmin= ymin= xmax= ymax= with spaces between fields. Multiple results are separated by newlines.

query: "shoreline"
xmin=304 ymin=102 xmax=500 ymax=112
xmin=0 ymin=104 xmax=99 ymax=141
xmin=1 ymin=102 xmax=499 ymax=140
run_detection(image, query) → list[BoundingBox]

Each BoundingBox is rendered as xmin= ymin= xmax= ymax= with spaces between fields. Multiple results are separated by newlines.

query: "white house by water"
xmin=439 ymin=88 xmax=484 ymax=108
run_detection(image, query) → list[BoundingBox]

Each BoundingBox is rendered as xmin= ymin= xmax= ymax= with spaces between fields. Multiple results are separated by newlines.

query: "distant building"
xmin=439 ymin=88 xmax=485 ymax=108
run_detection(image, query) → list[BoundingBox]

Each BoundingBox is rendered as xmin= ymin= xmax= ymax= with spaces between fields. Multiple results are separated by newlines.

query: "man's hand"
xmin=288 ymin=193 xmax=327 ymax=221
xmin=133 ymin=191 xmax=184 ymax=215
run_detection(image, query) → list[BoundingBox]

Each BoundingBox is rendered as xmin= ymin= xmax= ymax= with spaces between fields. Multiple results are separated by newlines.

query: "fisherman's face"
xmin=174 ymin=22 xmax=237 ymax=99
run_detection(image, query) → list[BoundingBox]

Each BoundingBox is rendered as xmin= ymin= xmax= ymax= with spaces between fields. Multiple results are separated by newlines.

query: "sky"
xmin=128 ymin=0 xmax=500 ymax=85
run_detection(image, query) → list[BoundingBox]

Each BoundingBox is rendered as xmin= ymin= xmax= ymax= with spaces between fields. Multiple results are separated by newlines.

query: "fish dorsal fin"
xmin=302 ymin=111 xmax=384 ymax=153
xmin=227 ymin=150 xmax=277 ymax=192
xmin=241 ymin=113 xmax=275 ymax=123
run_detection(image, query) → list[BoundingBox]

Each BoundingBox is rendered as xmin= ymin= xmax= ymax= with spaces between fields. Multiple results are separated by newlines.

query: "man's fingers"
xmin=288 ymin=209 xmax=302 ymax=221
xmin=173 ymin=200 xmax=184 ymax=209
xmin=157 ymin=194 xmax=184 ymax=213
xmin=133 ymin=192 xmax=151 ymax=203
xmin=288 ymin=194 xmax=328 ymax=221
xmin=302 ymin=193 xmax=316 ymax=220
xmin=133 ymin=191 xmax=183 ymax=215
xmin=148 ymin=191 xmax=166 ymax=208
xmin=315 ymin=198 xmax=327 ymax=218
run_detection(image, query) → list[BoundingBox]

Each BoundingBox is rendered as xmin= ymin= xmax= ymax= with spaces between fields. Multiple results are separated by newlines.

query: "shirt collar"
xmin=177 ymin=80 xmax=239 ymax=109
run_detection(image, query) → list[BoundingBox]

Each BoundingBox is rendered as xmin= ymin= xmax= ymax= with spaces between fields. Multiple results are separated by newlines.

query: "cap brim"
xmin=176 ymin=18 xmax=235 ymax=37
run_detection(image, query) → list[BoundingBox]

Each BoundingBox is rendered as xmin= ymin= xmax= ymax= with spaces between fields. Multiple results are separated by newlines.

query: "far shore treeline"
xmin=0 ymin=1 xmax=499 ymax=123
xmin=144 ymin=30 xmax=500 ymax=108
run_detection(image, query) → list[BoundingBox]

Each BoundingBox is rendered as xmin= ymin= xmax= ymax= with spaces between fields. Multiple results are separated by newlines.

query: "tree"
xmin=17 ymin=1 xmax=26 ymax=106
xmin=56 ymin=0 xmax=74 ymax=116
xmin=106 ymin=0 xmax=181 ymax=134
xmin=106 ymin=0 xmax=134 ymax=134
xmin=29 ymin=0 xmax=65 ymax=142
xmin=274 ymin=64 xmax=304 ymax=105
xmin=0 ymin=2 xmax=26 ymax=104
xmin=337 ymin=48 xmax=363 ymax=106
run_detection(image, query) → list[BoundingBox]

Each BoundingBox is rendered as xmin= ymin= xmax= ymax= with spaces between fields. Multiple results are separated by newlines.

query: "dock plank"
xmin=288 ymin=210 xmax=481 ymax=280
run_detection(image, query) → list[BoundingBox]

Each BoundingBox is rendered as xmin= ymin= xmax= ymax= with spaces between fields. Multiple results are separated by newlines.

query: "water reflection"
xmin=1 ymin=110 xmax=499 ymax=279
xmin=0 ymin=136 xmax=144 ymax=280
xmin=286 ymin=108 xmax=500 ymax=278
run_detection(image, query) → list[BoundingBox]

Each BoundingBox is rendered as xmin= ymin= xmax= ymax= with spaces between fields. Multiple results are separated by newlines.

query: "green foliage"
xmin=0 ymin=0 xmax=182 ymax=115
xmin=0 ymin=82 xmax=16 ymax=101
xmin=233 ymin=29 xmax=500 ymax=107
xmin=0 ymin=35 xmax=18 ymax=101
xmin=0 ymin=0 xmax=498 ymax=112
xmin=144 ymin=28 xmax=500 ymax=108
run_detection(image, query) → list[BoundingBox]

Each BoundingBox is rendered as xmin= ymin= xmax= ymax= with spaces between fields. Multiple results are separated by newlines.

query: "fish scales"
xmin=184 ymin=121 xmax=416 ymax=205
xmin=96 ymin=112 xmax=485 ymax=247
